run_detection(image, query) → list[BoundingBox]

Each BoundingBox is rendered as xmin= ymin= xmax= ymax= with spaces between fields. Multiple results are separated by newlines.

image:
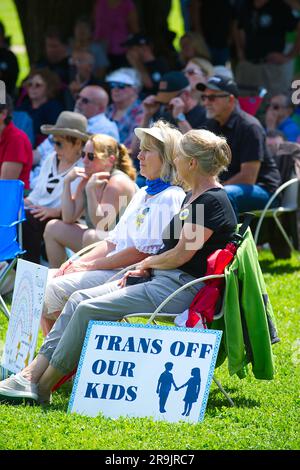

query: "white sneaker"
xmin=0 ymin=373 xmax=38 ymax=404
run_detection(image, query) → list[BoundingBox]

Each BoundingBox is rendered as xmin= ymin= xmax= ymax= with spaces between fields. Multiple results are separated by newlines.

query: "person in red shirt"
xmin=0 ymin=94 xmax=33 ymax=190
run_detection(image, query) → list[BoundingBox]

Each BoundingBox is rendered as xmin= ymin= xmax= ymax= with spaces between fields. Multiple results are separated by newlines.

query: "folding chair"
xmin=52 ymin=222 xmax=278 ymax=404
xmin=122 ymin=277 xmax=234 ymax=406
xmin=122 ymin=224 xmax=278 ymax=406
xmin=237 ymin=85 xmax=267 ymax=116
xmin=250 ymin=142 xmax=300 ymax=255
xmin=0 ymin=180 xmax=26 ymax=319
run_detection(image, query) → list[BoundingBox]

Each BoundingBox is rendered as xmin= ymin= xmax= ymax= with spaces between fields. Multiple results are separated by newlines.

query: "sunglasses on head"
xmin=200 ymin=93 xmax=230 ymax=102
xmin=109 ymin=82 xmax=130 ymax=90
xmin=81 ymin=151 xmax=95 ymax=161
xmin=76 ymin=95 xmax=93 ymax=104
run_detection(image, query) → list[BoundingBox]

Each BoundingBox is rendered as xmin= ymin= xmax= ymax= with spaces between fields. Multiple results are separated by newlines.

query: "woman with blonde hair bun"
xmin=44 ymin=133 xmax=137 ymax=270
xmin=0 ymin=127 xmax=238 ymax=407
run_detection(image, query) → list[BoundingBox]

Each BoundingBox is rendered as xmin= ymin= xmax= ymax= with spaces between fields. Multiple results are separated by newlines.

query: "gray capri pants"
xmin=39 ymin=269 xmax=204 ymax=375
xmin=44 ymin=269 xmax=121 ymax=316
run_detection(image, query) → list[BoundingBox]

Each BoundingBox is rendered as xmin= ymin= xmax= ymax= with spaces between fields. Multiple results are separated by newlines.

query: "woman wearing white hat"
xmin=42 ymin=120 xmax=185 ymax=321
xmin=23 ymin=111 xmax=88 ymax=264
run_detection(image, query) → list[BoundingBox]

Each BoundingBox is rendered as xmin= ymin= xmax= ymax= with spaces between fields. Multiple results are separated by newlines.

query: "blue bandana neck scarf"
xmin=145 ymin=178 xmax=171 ymax=195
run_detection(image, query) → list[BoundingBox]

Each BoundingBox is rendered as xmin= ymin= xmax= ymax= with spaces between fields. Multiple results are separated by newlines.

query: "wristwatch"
xmin=175 ymin=112 xmax=186 ymax=122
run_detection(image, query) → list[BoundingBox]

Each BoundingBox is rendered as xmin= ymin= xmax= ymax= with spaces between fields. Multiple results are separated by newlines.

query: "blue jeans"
xmin=225 ymin=184 xmax=274 ymax=215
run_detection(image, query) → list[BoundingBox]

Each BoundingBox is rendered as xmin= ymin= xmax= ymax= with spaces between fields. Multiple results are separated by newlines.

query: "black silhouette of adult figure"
xmin=177 ymin=367 xmax=201 ymax=416
xmin=156 ymin=362 xmax=177 ymax=413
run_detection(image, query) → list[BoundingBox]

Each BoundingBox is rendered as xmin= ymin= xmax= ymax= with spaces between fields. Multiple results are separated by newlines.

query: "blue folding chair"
xmin=0 ymin=180 xmax=26 ymax=319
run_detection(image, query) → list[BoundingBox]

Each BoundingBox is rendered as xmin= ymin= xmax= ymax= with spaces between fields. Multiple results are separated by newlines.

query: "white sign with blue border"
xmin=68 ymin=322 xmax=222 ymax=423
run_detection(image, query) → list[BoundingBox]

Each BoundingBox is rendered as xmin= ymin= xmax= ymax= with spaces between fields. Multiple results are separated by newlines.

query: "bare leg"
xmin=82 ymin=228 xmax=103 ymax=247
xmin=38 ymin=365 xmax=64 ymax=404
xmin=20 ymin=354 xmax=50 ymax=384
xmin=44 ymin=219 xmax=86 ymax=268
xmin=40 ymin=310 xmax=60 ymax=337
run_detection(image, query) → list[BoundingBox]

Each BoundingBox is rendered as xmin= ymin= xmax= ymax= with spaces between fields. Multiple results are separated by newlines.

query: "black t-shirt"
xmin=238 ymin=0 xmax=298 ymax=62
xmin=153 ymin=104 xmax=206 ymax=129
xmin=205 ymin=108 xmax=281 ymax=193
xmin=158 ymin=188 xmax=237 ymax=278
xmin=185 ymin=104 xmax=206 ymax=129
xmin=141 ymin=58 xmax=170 ymax=98
xmin=0 ymin=47 xmax=19 ymax=95
xmin=199 ymin=0 xmax=234 ymax=48
xmin=36 ymin=56 xmax=72 ymax=85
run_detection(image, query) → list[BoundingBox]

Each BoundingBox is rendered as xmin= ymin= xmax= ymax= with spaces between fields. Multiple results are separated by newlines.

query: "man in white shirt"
xmin=30 ymin=85 xmax=119 ymax=188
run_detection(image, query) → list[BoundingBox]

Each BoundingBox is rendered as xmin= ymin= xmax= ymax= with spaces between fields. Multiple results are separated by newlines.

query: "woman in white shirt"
xmin=40 ymin=120 xmax=185 ymax=332
xmin=23 ymin=111 xmax=88 ymax=264
xmin=43 ymin=133 xmax=137 ymax=269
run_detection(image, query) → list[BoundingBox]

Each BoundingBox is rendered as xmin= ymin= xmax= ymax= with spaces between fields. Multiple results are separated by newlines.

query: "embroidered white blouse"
xmin=106 ymin=185 xmax=185 ymax=255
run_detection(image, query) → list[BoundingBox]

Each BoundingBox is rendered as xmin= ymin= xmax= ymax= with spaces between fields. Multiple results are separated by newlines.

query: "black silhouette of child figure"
xmin=177 ymin=367 xmax=201 ymax=416
xmin=156 ymin=362 xmax=177 ymax=413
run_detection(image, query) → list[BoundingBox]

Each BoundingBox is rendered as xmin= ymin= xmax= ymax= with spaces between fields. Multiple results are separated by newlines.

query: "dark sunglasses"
xmin=76 ymin=95 xmax=93 ymax=104
xmin=81 ymin=151 xmax=95 ymax=161
xmin=28 ymin=81 xmax=44 ymax=88
xmin=268 ymin=103 xmax=282 ymax=111
xmin=53 ymin=140 xmax=64 ymax=148
xmin=200 ymin=93 xmax=230 ymax=102
xmin=109 ymin=82 xmax=130 ymax=90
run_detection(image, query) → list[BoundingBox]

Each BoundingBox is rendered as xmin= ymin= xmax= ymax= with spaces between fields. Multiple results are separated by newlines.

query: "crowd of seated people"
xmin=0 ymin=0 xmax=299 ymax=408
xmin=0 ymin=121 xmax=238 ymax=405
xmin=0 ymin=2 xmax=299 ymax=366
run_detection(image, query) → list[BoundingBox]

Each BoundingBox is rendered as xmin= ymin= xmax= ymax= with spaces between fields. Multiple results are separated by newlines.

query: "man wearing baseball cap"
xmin=197 ymin=74 xmax=281 ymax=215
xmin=139 ymin=71 xmax=206 ymax=131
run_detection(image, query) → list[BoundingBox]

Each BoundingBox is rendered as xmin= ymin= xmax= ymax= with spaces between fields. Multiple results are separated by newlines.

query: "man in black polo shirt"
xmin=197 ymin=75 xmax=281 ymax=214
xmin=235 ymin=0 xmax=300 ymax=96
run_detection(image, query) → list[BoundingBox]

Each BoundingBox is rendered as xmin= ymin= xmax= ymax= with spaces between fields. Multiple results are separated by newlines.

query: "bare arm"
xmin=86 ymin=172 xmax=122 ymax=230
xmin=62 ymin=245 xmax=149 ymax=275
xmin=169 ymin=96 xmax=192 ymax=134
xmin=33 ymin=149 xmax=42 ymax=166
xmin=89 ymin=246 xmax=149 ymax=270
xmin=0 ymin=162 xmax=23 ymax=180
xmin=61 ymin=168 xmax=87 ymax=223
xmin=127 ymin=5 xmax=140 ymax=33
xmin=126 ymin=48 xmax=153 ymax=89
xmin=140 ymin=223 xmax=213 ymax=271
xmin=224 ymin=161 xmax=261 ymax=185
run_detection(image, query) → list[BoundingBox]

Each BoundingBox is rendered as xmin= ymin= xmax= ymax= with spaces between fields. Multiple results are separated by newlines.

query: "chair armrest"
xmin=68 ymin=240 xmax=103 ymax=262
xmin=0 ymin=217 xmax=26 ymax=228
xmin=254 ymin=177 xmax=298 ymax=243
xmin=146 ymin=274 xmax=225 ymax=324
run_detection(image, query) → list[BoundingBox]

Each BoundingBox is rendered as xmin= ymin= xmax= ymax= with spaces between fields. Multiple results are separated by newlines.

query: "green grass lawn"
xmin=0 ymin=249 xmax=299 ymax=450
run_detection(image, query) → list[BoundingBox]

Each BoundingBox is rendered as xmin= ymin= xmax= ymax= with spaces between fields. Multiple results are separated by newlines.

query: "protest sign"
xmin=1 ymin=260 xmax=48 ymax=373
xmin=69 ymin=321 xmax=222 ymax=422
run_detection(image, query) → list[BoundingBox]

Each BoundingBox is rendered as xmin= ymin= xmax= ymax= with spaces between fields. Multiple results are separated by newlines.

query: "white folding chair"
xmin=119 ymin=271 xmax=234 ymax=407
xmin=253 ymin=177 xmax=299 ymax=252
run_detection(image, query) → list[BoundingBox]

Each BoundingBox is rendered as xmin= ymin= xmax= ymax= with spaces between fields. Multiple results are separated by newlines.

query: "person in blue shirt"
xmin=265 ymin=93 xmax=300 ymax=143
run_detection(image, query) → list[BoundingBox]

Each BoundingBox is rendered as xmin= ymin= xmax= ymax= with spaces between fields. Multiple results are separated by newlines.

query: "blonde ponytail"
xmin=116 ymin=143 xmax=137 ymax=181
